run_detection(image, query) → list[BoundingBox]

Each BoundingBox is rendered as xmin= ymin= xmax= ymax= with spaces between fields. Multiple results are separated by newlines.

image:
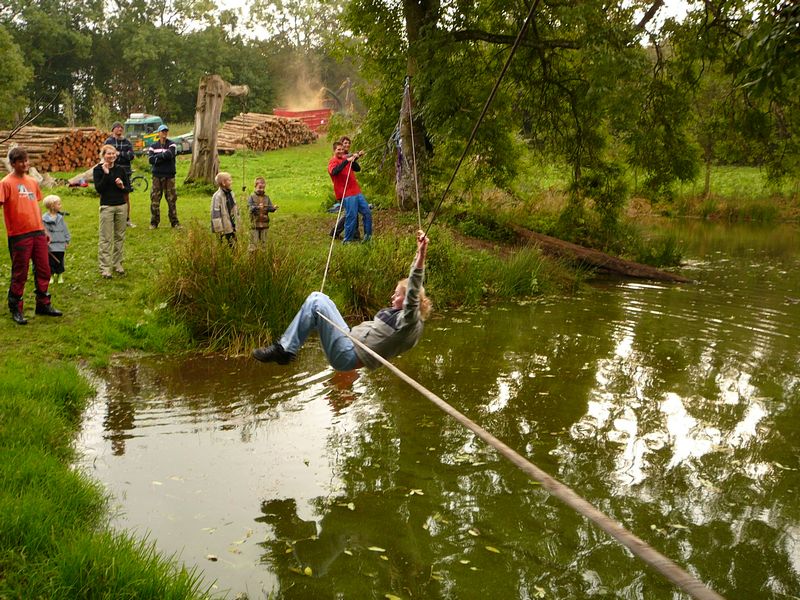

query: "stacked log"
xmin=0 ymin=126 xmax=108 ymax=172
xmin=217 ymin=112 xmax=317 ymax=153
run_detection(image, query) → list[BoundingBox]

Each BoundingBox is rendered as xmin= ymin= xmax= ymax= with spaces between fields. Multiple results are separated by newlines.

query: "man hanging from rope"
xmin=252 ymin=230 xmax=431 ymax=370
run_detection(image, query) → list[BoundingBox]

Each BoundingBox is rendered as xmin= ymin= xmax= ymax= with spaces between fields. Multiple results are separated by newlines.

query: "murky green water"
xmin=77 ymin=220 xmax=800 ymax=599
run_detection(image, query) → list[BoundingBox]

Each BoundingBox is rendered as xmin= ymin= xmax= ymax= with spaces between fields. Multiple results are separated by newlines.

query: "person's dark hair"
xmin=8 ymin=147 xmax=28 ymax=164
xmin=332 ymin=141 xmax=342 ymax=152
xmin=339 ymin=136 xmax=351 ymax=144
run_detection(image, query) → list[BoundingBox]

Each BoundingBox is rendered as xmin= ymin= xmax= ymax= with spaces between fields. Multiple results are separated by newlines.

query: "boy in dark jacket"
xmin=105 ymin=121 xmax=136 ymax=227
xmin=147 ymin=124 xmax=179 ymax=229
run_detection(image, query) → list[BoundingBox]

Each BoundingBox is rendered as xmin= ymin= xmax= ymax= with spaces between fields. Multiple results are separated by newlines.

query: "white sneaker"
xmin=127 ymin=220 xmax=137 ymax=228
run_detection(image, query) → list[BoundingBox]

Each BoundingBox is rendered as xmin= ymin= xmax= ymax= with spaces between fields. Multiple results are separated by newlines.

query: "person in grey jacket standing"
xmin=105 ymin=121 xmax=136 ymax=227
xmin=147 ymin=124 xmax=180 ymax=229
xmin=252 ymin=231 xmax=431 ymax=370
xmin=41 ymin=195 xmax=70 ymax=284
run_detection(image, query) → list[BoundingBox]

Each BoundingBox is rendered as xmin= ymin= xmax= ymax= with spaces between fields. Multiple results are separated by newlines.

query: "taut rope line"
xmin=314 ymin=310 xmax=726 ymax=600
xmin=320 ymin=163 xmax=352 ymax=294
xmin=424 ymin=0 xmax=542 ymax=236
xmin=403 ymin=77 xmax=423 ymax=231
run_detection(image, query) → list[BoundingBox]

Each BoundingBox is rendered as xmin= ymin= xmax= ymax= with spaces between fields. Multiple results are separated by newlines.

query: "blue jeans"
xmin=343 ymin=194 xmax=372 ymax=242
xmin=279 ymin=292 xmax=359 ymax=371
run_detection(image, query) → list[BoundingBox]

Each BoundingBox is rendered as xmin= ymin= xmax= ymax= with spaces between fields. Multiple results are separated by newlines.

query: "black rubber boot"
xmin=35 ymin=303 xmax=63 ymax=317
xmin=8 ymin=294 xmax=27 ymax=325
xmin=252 ymin=343 xmax=295 ymax=365
xmin=34 ymin=291 xmax=62 ymax=317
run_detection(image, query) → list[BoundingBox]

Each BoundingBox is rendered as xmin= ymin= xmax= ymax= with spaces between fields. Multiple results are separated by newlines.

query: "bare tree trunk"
xmin=703 ymin=157 xmax=712 ymax=198
xmin=185 ymin=75 xmax=249 ymax=185
xmin=395 ymin=0 xmax=437 ymax=210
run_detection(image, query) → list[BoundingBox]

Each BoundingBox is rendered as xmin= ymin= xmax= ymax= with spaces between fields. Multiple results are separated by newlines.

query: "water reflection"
xmin=77 ymin=220 xmax=800 ymax=599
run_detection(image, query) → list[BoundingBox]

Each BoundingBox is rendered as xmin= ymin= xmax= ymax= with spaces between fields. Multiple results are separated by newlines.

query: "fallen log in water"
xmin=512 ymin=225 xmax=692 ymax=283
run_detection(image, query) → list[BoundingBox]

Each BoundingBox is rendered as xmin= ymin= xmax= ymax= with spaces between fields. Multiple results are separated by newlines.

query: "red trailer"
xmin=273 ymin=108 xmax=333 ymax=132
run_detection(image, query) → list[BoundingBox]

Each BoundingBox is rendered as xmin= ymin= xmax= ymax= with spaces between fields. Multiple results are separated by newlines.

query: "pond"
xmin=76 ymin=220 xmax=800 ymax=599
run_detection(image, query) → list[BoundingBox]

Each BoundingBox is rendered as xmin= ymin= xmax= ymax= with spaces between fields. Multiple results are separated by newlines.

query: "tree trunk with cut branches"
xmin=185 ymin=75 xmax=249 ymax=185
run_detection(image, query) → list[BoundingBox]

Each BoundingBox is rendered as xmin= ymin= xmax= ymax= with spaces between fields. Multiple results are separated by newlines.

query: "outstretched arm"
xmin=414 ymin=230 xmax=428 ymax=269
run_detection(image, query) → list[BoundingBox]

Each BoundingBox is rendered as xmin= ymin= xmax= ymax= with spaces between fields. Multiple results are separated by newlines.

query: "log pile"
xmin=217 ymin=112 xmax=317 ymax=153
xmin=0 ymin=126 xmax=108 ymax=173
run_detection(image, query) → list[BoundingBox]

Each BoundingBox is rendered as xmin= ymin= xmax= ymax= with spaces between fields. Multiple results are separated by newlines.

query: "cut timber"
xmin=0 ymin=126 xmax=108 ymax=173
xmin=511 ymin=225 xmax=692 ymax=283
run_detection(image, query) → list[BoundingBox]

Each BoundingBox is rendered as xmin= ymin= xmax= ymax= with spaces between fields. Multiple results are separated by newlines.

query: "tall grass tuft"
xmin=39 ymin=532 xmax=212 ymax=599
xmin=154 ymin=223 xmax=320 ymax=354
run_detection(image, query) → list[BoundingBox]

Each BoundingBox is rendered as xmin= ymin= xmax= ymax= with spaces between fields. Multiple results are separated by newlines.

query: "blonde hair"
xmin=397 ymin=278 xmax=433 ymax=320
xmin=99 ymin=144 xmax=117 ymax=159
xmin=254 ymin=176 xmax=266 ymax=186
xmin=215 ymin=171 xmax=232 ymax=186
xmin=43 ymin=195 xmax=61 ymax=210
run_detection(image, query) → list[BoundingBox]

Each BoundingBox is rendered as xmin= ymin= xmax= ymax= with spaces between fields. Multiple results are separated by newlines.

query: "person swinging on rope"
xmin=252 ymin=230 xmax=431 ymax=370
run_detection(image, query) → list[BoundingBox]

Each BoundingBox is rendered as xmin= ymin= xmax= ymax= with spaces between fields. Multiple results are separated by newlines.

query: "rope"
xmin=313 ymin=310 xmax=727 ymax=600
xmin=424 ymin=0 xmax=542 ymax=236
xmin=319 ymin=164 xmax=352 ymax=294
xmin=403 ymin=77 xmax=423 ymax=230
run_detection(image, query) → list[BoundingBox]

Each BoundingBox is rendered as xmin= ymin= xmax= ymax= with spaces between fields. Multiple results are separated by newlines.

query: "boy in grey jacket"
xmin=253 ymin=231 xmax=431 ymax=370
xmin=42 ymin=195 xmax=71 ymax=284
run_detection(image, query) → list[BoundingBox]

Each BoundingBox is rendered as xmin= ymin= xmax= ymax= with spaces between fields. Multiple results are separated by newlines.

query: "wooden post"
xmin=185 ymin=75 xmax=249 ymax=185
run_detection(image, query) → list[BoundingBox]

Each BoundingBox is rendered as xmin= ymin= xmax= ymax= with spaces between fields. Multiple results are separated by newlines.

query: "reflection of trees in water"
xmin=103 ymin=363 xmax=142 ymax=455
xmin=551 ymin=270 xmax=800 ymax=597
xmin=258 ymin=303 xmax=683 ymax=598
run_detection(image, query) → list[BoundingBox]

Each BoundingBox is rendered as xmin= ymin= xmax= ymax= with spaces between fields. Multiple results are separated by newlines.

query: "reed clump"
xmin=155 ymin=223 xmax=578 ymax=353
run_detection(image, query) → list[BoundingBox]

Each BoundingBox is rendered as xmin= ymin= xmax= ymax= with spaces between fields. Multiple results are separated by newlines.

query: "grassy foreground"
xmin=0 ymin=138 xmax=577 ymax=598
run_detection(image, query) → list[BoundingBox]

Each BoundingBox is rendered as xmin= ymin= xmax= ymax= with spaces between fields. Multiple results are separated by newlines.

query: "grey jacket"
xmin=350 ymin=261 xmax=425 ymax=369
xmin=42 ymin=212 xmax=71 ymax=252
xmin=211 ymin=188 xmax=238 ymax=234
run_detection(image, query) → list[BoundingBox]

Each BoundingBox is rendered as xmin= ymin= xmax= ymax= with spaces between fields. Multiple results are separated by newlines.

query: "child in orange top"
xmin=0 ymin=148 xmax=62 ymax=324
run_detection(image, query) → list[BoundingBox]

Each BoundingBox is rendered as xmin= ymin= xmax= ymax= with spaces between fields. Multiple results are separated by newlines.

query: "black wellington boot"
xmin=8 ymin=295 xmax=27 ymax=325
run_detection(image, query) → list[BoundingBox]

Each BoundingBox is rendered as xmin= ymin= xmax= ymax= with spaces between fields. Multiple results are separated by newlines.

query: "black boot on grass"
xmin=8 ymin=294 xmax=27 ymax=325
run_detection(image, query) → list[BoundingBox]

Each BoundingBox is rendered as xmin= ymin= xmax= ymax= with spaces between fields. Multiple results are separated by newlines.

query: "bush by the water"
xmin=156 ymin=224 xmax=577 ymax=353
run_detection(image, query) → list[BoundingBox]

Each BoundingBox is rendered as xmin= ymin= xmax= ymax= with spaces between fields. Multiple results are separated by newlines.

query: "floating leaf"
xmin=151 ymin=481 xmax=163 ymax=486
xmin=468 ymin=528 xmax=480 ymax=537
xmin=381 ymin=555 xmax=389 ymax=561
xmin=347 ymin=502 xmax=355 ymax=511
xmin=459 ymin=559 xmax=470 ymax=565
xmin=667 ymin=523 xmax=690 ymax=530
xmin=533 ymin=585 xmax=546 ymax=598
xmin=206 ymin=554 xmax=218 ymax=561
xmin=368 ymin=546 xmax=386 ymax=553
xmin=422 ymin=522 xmax=429 ymax=531
xmin=285 ymin=548 xmax=293 ymax=554
xmin=470 ymin=566 xmax=478 ymax=571
xmin=304 ymin=566 xmax=313 ymax=576
xmin=385 ymin=594 xmax=403 ymax=600
xmin=408 ymin=489 xmax=424 ymax=496
xmin=344 ymin=549 xmax=353 ymax=556
xmin=288 ymin=567 xmax=302 ymax=575
xmin=228 ymin=547 xmax=242 ymax=554
xmin=485 ymin=546 xmax=501 ymax=554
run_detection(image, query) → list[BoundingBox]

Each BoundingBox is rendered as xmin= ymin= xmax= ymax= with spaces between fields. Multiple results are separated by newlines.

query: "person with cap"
xmin=104 ymin=121 xmax=136 ymax=227
xmin=147 ymin=124 xmax=180 ymax=229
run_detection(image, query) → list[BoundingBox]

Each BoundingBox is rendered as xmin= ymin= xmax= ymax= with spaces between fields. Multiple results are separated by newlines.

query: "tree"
xmin=0 ymin=25 xmax=32 ymax=127
xmin=185 ymin=74 xmax=249 ymax=185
